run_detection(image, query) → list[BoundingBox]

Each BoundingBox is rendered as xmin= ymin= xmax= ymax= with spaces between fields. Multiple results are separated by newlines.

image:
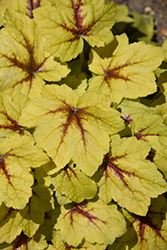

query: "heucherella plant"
xmin=0 ymin=0 xmax=167 ymax=249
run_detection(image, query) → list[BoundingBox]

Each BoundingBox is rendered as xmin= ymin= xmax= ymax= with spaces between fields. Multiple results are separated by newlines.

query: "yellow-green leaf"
xmin=0 ymin=134 xmax=49 ymax=209
xmin=110 ymin=195 xmax=167 ymax=250
xmin=98 ymin=135 xmax=167 ymax=216
xmin=33 ymin=0 xmax=116 ymax=61
xmin=55 ymin=201 xmax=126 ymax=247
xmin=0 ymin=9 xmax=70 ymax=97
xmin=46 ymin=164 xmax=97 ymax=203
xmin=88 ymin=33 xmax=164 ymax=103
xmin=19 ymin=84 xmax=124 ymax=176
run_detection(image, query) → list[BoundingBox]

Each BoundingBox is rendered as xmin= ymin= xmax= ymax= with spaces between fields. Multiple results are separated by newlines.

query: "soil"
xmin=112 ymin=0 xmax=167 ymax=45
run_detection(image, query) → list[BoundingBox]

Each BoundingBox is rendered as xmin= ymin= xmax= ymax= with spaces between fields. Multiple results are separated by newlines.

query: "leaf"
xmin=0 ymin=134 xmax=49 ymax=209
xmin=55 ymin=201 xmax=126 ymax=247
xmin=110 ymin=195 xmax=167 ymax=250
xmin=19 ymin=84 xmax=124 ymax=176
xmin=33 ymin=0 xmax=116 ymax=61
xmin=115 ymin=5 xmax=134 ymax=23
xmin=131 ymin=114 xmax=167 ymax=149
xmin=19 ymin=185 xmax=53 ymax=238
xmin=129 ymin=12 xmax=155 ymax=43
xmin=0 ymin=232 xmax=48 ymax=250
xmin=98 ymin=135 xmax=167 ymax=216
xmin=51 ymin=230 xmax=107 ymax=250
xmin=45 ymin=163 xmax=97 ymax=203
xmin=0 ymin=203 xmax=25 ymax=244
xmin=88 ymin=33 xmax=164 ymax=103
xmin=0 ymin=0 xmax=46 ymax=22
xmin=119 ymin=100 xmax=153 ymax=122
xmin=0 ymin=92 xmax=29 ymax=137
xmin=0 ymin=9 xmax=70 ymax=97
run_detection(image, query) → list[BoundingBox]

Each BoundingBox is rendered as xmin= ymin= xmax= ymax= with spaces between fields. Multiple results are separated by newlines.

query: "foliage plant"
xmin=0 ymin=0 xmax=167 ymax=249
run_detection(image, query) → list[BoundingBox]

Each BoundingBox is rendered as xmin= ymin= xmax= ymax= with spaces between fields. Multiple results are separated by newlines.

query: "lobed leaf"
xmin=45 ymin=164 xmax=97 ymax=203
xmin=0 ymin=134 xmax=49 ymax=209
xmin=98 ymin=135 xmax=167 ymax=216
xmin=55 ymin=200 xmax=126 ymax=247
xmin=19 ymin=84 xmax=124 ymax=176
xmin=33 ymin=0 xmax=116 ymax=61
xmin=0 ymin=9 xmax=70 ymax=97
xmin=110 ymin=195 xmax=167 ymax=250
xmin=88 ymin=33 xmax=164 ymax=103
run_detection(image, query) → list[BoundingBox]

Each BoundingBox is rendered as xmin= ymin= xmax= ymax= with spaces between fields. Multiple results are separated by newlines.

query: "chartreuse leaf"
xmin=55 ymin=201 xmax=126 ymax=247
xmin=131 ymin=114 xmax=167 ymax=149
xmin=0 ymin=92 xmax=29 ymax=137
xmin=19 ymin=84 xmax=124 ymax=176
xmin=19 ymin=184 xmax=53 ymax=238
xmin=110 ymin=195 xmax=167 ymax=250
xmin=0 ymin=232 xmax=48 ymax=250
xmin=0 ymin=185 xmax=51 ymax=244
xmin=0 ymin=134 xmax=49 ymax=209
xmin=98 ymin=135 xmax=167 ymax=216
xmin=0 ymin=0 xmax=44 ymax=20
xmin=0 ymin=9 xmax=70 ymax=97
xmin=130 ymin=113 xmax=167 ymax=179
xmin=50 ymin=230 xmax=107 ymax=250
xmin=33 ymin=0 xmax=116 ymax=61
xmin=119 ymin=100 xmax=153 ymax=123
xmin=45 ymin=163 xmax=97 ymax=203
xmin=88 ymin=33 xmax=164 ymax=103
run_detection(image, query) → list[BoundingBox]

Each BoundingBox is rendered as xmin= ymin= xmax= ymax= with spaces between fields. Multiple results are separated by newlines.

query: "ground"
xmin=112 ymin=0 xmax=167 ymax=45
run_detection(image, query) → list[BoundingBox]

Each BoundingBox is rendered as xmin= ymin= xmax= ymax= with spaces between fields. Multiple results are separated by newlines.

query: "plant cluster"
xmin=0 ymin=0 xmax=167 ymax=249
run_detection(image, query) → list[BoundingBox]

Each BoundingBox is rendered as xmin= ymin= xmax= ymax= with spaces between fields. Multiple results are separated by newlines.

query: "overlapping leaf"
xmin=0 ymin=9 xmax=70 ymax=97
xmin=0 ymin=232 xmax=48 ymax=250
xmin=50 ymin=230 xmax=107 ymax=250
xmin=110 ymin=195 xmax=167 ymax=250
xmin=0 ymin=0 xmax=45 ymax=21
xmin=33 ymin=0 xmax=116 ymax=61
xmin=98 ymin=135 xmax=167 ymax=216
xmin=19 ymin=84 xmax=124 ymax=176
xmin=45 ymin=164 xmax=97 ymax=203
xmin=0 ymin=134 xmax=49 ymax=209
xmin=55 ymin=201 xmax=126 ymax=247
xmin=0 ymin=92 xmax=30 ymax=138
xmin=88 ymin=33 xmax=164 ymax=103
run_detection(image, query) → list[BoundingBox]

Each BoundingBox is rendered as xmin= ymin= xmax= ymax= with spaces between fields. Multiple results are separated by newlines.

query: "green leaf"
xmin=33 ymin=0 xmax=116 ymax=61
xmin=0 ymin=0 xmax=44 ymax=21
xmin=110 ymin=195 xmax=167 ymax=250
xmin=0 ymin=134 xmax=49 ymax=209
xmin=98 ymin=135 xmax=167 ymax=216
xmin=19 ymin=185 xmax=53 ymax=238
xmin=0 ymin=232 xmax=48 ymax=250
xmin=0 ymin=92 xmax=30 ymax=137
xmin=45 ymin=163 xmax=97 ymax=203
xmin=88 ymin=33 xmax=164 ymax=103
xmin=51 ymin=230 xmax=107 ymax=250
xmin=19 ymin=84 xmax=124 ymax=176
xmin=0 ymin=9 xmax=70 ymax=97
xmin=55 ymin=201 xmax=126 ymax=247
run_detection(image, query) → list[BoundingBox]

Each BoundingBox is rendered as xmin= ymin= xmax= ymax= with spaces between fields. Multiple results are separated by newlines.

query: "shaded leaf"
xmin=55 ymin=201 xmax=126 ymax=247
xmin=110 ymin=195 xmax=167 ymax=250
xmin=88 ymin=33 xmax=164 ymax=103
xmin=0 ymin=232 xmax=48 ymax=250
xmin=33 ymin=0 xmax=116 ymax=61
